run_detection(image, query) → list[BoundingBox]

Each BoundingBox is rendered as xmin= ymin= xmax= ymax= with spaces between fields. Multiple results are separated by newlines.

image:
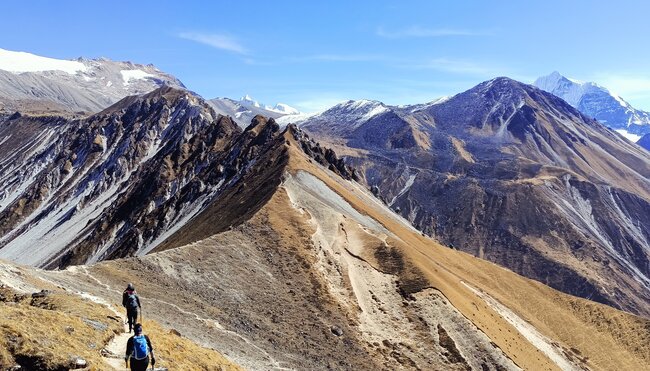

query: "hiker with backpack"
xmin=125 ymin=323 xmax=156 ymax=371
xmin=122 ymin=283 xmax=141 ymax=333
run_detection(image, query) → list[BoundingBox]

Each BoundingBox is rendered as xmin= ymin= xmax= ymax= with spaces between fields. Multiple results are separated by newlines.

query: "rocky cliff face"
xmin=0 ymin=87 xmax=284 ymax=268
xmin=295 ymin=77 xmax=650 ymax=317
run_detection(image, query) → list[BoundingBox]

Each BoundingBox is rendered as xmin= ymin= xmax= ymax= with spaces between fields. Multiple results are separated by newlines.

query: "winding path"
xmin=102 ymin=315 xmax=130 ymax=370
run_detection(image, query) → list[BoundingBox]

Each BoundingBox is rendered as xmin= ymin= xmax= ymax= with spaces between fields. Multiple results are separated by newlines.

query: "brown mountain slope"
xmin=3 ymin=122 xmax=646 ymax=370
xmin=298 ymin=77 xmax=650 ymax=317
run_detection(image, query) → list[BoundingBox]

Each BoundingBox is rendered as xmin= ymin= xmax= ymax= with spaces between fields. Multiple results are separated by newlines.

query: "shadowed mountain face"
xmin=0 ymin=87 xmax=293 ymax=268
xmin=297 ymin=77 xmax=650 ymax=317
xmin=638 ymin=133 xmax=650 ymax=151
xmin=0 ymin=86 xmax=356 ymax=270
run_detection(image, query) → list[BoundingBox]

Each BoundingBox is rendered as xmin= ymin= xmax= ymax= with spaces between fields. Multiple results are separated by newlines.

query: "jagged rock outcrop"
xmin=291 ymin=126 xmax=359 ymax=181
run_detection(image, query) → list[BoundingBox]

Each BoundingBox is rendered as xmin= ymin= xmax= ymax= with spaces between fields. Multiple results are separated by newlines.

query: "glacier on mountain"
xmin=534 ymin=71 xmax=650 ymax=137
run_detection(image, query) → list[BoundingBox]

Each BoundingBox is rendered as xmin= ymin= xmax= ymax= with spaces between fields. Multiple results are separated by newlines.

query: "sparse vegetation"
xmin=0 ymin=285 xmax=241 ymax=370
xmin=0 ymin=286 xmax=121 ymax=370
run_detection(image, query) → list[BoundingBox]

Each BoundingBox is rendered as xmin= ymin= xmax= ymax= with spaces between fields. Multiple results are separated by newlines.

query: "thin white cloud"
xmin=399 ymin=58 xmax=532 ymax=82
xmin=287 ymin=54 xmax=385 ymax=62
xmin=404 ymin=58 xmax=496 ymax=76
xmin=178 ymin=32 xmax=247 ymax=54
xmin=377 ymin=26 xmax=485 ymax=39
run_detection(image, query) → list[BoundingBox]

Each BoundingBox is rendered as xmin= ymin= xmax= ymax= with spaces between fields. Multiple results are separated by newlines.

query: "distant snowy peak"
xmin=534 ymin=71 xmax=650 ymax=137
xmin=271 ymin=103 xmax=300 ymax=115
xmin=325 ymin=99 xmax=388 ymax=119
xmin=238 ymin=94 xmax=300 ymax=115
xmin=289 ymin=99 xmax=395 ymax=136
xmin=284 ymin=97 xmax=455 ymax=131
xmin=0 ymin=48 xmax=185 ymax=113
xmin=534 ymin=71 xmax=610 ymax=107
xmin=209 ymin=95 xmax=301 ymax=128
xmin=240 ymin=94 xmax=261 ymax=108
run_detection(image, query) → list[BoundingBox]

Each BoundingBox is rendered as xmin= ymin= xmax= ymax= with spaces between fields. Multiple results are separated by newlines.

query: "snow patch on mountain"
xmin=120 ymin=69 xmax=154 ymax=86
xmin=271 ymin=103 xmax=300 ymax=115
xmin=0 ymin=48 xmax=87 ymax=74
xmin=615 ymin=129 xmax=642 ymax=143
xmin=239 ymin=94 xmax=300 ymax=115
xmin=0 ymin=48 xmax=185 ymax=113
xmin=240 ymin=94 xmax=261 ymax=108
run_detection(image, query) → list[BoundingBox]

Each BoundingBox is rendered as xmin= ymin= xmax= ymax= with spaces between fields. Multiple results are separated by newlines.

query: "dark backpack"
xmin=133 ymin=335 xmax=149 ymax=360
xmin=127 ymin=293 xmax=138 ymax=311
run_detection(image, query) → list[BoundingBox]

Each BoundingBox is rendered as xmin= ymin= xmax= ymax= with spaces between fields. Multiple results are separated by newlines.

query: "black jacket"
xmin=122 ymin=290 xmax=141 ymax=309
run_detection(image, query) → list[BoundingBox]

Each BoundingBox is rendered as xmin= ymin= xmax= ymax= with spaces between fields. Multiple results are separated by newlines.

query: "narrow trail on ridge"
xmin=102 ymin=314 xmax=130 ymax=370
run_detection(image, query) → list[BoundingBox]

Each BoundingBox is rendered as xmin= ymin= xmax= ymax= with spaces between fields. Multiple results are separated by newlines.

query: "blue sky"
xmin=2 ymin=0 xmax=650 ymax=111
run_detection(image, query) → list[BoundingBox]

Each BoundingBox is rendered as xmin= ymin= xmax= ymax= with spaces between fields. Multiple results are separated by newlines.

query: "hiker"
xmin=125 ymin=323 xmax=156 ymax=371
xmin=122 ymin=283 xmax=141 ymax=333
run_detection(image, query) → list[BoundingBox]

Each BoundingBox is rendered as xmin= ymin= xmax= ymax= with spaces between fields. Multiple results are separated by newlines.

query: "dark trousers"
xmin=127 ymin=308 xmax=139 ymax=331
xmin=129 ymin=356 xmax=149 ymax=371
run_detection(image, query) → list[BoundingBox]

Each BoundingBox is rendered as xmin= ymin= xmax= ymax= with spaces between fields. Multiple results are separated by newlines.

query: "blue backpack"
xmin=133 ymin=335 xmax=149 ymax=360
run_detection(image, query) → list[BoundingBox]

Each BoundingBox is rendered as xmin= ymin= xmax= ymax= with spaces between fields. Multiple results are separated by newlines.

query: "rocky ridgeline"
xmin=289 ymin=125 xmax=359 ymax=181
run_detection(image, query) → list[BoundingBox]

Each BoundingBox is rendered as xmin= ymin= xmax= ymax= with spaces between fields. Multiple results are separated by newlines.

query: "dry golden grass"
xmin=0 ymin=287 xmax=122 ymax=370
xmin=0 ymin=284 xmax=241 ymax=370
xmin=138 ymin=319 xmax=242 ymax=371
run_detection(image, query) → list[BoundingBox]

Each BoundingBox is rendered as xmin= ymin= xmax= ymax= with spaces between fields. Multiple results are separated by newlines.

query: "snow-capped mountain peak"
xmin=0 ymin=48 xmax=185 ymax=113
xmin=270 ymin=103 xmax=300 ymax=115
xmin=238 ymin=94 xmax=300 ymax=115
xmin=240 ymin=94 xmax=261 ymax=108
xmin=534 ymin=71 xmax=650 ymax=138
xmin=209 ymin=95 xmax=301 ymax=128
